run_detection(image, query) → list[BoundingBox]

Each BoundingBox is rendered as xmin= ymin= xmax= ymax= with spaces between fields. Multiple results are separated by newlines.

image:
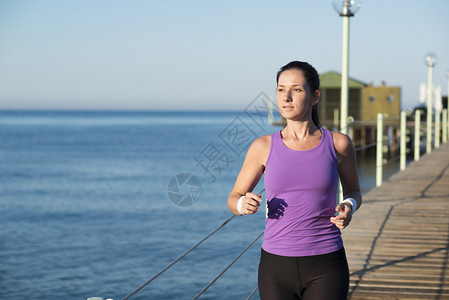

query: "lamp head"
xmin=425 ymin=53 xmax=437 ymax=67
xmin=332 ymin=0 xmax=362 ymax=17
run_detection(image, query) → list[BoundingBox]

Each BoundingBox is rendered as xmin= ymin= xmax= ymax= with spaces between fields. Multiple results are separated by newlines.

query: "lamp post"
xmin=444 ymin=70 xmax=449 ymax=143
xmin=333 ymin=0 xmax=362 ymax=135
xmin=425 ymin=53 xmax=437 ymax=153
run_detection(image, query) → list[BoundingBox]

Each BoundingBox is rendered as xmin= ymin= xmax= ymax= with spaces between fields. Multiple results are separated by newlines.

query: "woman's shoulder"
xmin=250 ymin=134 xmax=272 ymax=151
xmin=243 ymin=135 xmax=271 ymax=161
xmin=330 ymin=130 xmax=355 ymax=156
xmin=245 ymin=134 xmax=272 ymax=165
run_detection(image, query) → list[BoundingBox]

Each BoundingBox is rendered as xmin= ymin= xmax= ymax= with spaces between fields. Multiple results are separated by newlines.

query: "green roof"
xmin=319 ymin=71 xmax=367 ymax=88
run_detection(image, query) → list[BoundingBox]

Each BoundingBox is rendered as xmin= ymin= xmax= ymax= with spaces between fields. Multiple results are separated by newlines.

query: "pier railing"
xmin=373 ymin=109 xmax=448 ymax=187
xmin=91 ymin=108 xmax=449 ymax=300
xmin=318 ymin=109 xmax=449 ymax=188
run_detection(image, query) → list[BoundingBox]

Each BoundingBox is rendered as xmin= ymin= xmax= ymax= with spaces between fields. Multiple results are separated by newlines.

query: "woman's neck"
xmin=282 ymin=120 xmax=320 ymax=140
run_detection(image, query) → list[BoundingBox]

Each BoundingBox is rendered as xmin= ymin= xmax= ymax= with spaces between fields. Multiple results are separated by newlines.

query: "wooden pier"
xmin=343 ymin=142 xmax=449 ymax=299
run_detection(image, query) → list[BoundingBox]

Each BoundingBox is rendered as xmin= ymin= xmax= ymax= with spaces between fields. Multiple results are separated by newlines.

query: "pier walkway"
xmin=343 ymin=142 xmax=449 ymax=299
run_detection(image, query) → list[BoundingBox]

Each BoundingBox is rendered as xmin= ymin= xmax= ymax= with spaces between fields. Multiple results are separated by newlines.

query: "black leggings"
xmin=258 ymin=247 xmax=349 ymax=300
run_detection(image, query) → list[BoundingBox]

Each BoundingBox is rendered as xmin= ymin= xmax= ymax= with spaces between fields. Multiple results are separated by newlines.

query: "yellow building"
xmin=319 ymin=71 xmax=401 ymax=123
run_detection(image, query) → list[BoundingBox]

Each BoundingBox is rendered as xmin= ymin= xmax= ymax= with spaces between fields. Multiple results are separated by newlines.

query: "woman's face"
xmin=276 ymin=69 xmax=319 ymax=121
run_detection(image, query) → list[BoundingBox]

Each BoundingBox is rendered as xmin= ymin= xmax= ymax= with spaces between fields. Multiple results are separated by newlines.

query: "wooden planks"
xmin=342 ymin=143 xmax=449 ymax=299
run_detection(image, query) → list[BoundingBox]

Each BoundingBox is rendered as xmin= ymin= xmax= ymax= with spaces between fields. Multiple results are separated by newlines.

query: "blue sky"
xmin=0 ymin=0 xmax=448 ymax=111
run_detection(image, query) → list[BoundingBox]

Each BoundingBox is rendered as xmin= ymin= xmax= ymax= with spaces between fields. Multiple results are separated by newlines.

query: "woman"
xmin=227 ymin=61 xmax=362 ymax=299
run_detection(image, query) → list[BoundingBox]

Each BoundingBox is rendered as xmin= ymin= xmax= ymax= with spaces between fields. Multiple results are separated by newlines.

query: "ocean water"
xmin=0 ymin=110 xmax=400 ymax=300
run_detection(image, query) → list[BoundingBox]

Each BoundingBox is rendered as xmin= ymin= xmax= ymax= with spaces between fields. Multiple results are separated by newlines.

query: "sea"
xmin=0 ymin=110 xmax=402 ymax=300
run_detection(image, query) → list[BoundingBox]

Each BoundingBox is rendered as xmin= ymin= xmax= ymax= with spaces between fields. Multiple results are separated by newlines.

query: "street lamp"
xmin=425 ymin=53 xmax=437 ymax=153
xmin=333 ymin=0 xmax=362 ymax=135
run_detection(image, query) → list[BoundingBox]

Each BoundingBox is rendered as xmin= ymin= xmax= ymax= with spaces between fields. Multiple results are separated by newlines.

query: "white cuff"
xmin=343 ymin=198 xmax=357 ymax=213
xmin=237 ymin=196 xmax=245 ymax=215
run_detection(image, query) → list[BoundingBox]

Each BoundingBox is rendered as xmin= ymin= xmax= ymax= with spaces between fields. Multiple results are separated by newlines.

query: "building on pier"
xmin=319 ymin=71 xmax=401 ymax=123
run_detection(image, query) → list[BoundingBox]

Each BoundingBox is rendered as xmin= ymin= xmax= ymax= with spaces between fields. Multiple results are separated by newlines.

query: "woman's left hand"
xmin=330 ymin=203 xmax=353 ymax=230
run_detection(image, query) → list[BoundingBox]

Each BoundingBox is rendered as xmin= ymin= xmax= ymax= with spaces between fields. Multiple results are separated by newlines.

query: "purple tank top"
xmin=262 ymin=128 xmax=343 ymax=257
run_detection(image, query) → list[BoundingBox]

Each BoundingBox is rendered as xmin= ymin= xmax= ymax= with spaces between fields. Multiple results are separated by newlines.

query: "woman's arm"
xmin=330 ymin=132 xmax=362 ymax=229
xmin=227 ymin=135 xmax=270 ymax=215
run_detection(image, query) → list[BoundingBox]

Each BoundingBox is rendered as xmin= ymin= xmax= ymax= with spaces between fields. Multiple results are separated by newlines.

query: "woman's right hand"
xmin=239 ymin=193 xmax=262 ymax=215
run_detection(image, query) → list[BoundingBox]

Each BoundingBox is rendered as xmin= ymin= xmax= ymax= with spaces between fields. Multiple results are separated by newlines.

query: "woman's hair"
xmin=276 ymin=61 xmax=321 ymax=128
